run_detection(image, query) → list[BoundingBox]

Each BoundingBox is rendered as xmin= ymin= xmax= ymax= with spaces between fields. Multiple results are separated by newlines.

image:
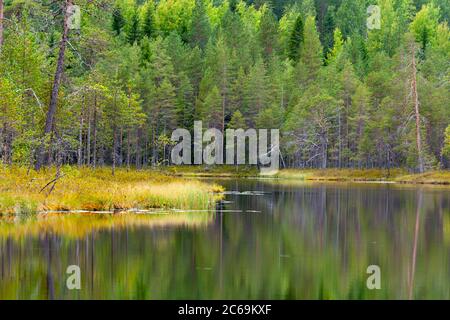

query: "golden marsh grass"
xmin=0 ymin=166 xmax=224 ymax=215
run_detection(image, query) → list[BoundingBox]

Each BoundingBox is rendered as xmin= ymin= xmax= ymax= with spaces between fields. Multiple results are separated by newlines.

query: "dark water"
xmin=1 ymin=179 xmax=449 ymax=299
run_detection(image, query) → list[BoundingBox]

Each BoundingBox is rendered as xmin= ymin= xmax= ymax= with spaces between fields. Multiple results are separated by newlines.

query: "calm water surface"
xmin=1 ymin=179 xmax=449 ymax=299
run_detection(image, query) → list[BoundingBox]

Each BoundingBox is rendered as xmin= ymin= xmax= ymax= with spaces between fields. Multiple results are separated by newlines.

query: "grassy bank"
xmin=1 ymin=166 xmax=448 ymax=216
xmin=0 ymin=166 xmax=223 ymax=215
xmin=163 ymin=165 xmax=260 ymax=177
xmin=273 ymin=168 xmax=450 ymax=184
xmin=162 ymin=166 xmax=450 ymax=185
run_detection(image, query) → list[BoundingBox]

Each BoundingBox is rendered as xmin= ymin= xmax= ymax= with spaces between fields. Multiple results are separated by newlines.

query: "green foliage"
xmin=259 ymin=7 xmax=278 ymax=61
xmin=228 ymin=110 xmax=246 ymax=129
xmin=0 ymin=0 xmax=448 ymax=171
xmin=112 ymin=5 xmax=126 ymax=35
xmin=288 ymin=14 xmax=304 ymax=62
xmin=321 ymin=5 xmax=336 ymax=56
xmin=127 ymin=8 xmax=141 ymax=44
xmin=410 ymin=3 xmax=440 ymax=52
xmin=189 ymin=0 xmax=211 ymax=50
xmin=442 ymin=125 xmax=450 ymax=164
xmin=326 ymin=28 xmax=344 ymax=64
xmin=142 ymin=1 xmax=155 ymax=39
xmin=335 ymin=0 xmax=366 ymax=39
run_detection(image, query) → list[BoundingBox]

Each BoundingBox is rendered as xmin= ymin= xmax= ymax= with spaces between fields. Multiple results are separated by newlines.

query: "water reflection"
xmin=0 ymin=180 xmax=449 ymax=299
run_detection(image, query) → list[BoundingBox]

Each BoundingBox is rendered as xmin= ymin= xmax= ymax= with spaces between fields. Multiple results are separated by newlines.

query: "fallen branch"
xmin=39 ymin=173 xmax=65 ymax=194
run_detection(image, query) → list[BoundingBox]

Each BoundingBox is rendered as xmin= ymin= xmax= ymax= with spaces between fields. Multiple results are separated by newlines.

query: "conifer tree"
xmin=288 ymin=15 xmax=304 ymax=62
xmin=142 ymin=2 xmax=154 ymax=39
xmin=112 ymin=5 xmax=126 ymax=36
xmin=127 ymin=8 xmax=141 ymax=44
xmin=189 ymin=0 xmax=211 ymax=50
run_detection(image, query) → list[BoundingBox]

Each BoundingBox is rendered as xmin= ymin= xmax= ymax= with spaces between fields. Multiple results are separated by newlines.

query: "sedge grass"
xmin=160 ymin=166 xmax=450 ymax=185
xmin=0 ymin=166 xmax=224 ymax=215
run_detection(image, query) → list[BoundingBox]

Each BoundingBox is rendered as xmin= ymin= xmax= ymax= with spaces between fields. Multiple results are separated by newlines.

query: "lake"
xmin=1 ymin=179 xmax=449 ymax=299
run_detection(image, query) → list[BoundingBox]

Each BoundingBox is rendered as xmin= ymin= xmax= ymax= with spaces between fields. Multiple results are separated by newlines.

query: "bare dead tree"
xmin=411 ymin=42 xmax=425 ymax=173
xmin=35 ymin=0 xmax=73 ymax=170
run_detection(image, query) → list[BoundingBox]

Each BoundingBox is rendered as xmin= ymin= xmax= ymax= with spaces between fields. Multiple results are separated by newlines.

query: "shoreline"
xmin=1 ymin=166 xmax=449 ymax=216
xmin=164 ymin=167 xmax=450 ymax=186
xmin=0 ymin=167 xmax=224 ymax=215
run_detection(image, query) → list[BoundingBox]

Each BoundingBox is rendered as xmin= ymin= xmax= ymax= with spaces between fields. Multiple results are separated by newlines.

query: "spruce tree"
xmin=142 ymin=3 xmax=154 ymax=39
xmin=112 ymin=6 xmax=125 ymax=36
xmin=127 ymin=9 xmax=141 ymax=45
xmin=189 ymin=0 xmax=210 ymax=50
xmin=288 ymin=15 xmax=304 ymax=62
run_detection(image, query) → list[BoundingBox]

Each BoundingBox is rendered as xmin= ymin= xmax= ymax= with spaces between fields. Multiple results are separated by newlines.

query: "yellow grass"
xmin=394 ymin=170 xmax=450 ymax=185
xmin=273 ymin=168 xmax=407 ymax=181
xmin=272 ymin=168 xmax=450 ymax=185
xmin=163 ymin=165 xmax=259 ymax=177
xmin=0 ymin=166 xmax=224 ymax=215
xmin=162 ymin=166 xmax=450 ymax=185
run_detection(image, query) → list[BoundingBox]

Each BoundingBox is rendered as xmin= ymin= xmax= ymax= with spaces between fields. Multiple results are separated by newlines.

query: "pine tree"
xmin=259 ymin=8 xmax=278 ymax=61
xmin=299 ymin=16 xmax=323 ymax=82
xmin=157 ymin=78 xmax=177 ymax=131
xmin=203 ymin=86 xmax=223 ymax=129
xmin=244 ymin=59 xmax=269 ymax=124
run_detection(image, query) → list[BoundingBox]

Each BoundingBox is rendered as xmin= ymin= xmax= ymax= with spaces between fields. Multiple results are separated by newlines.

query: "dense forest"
xmin=0 ymin=0 xmax=449 ymax=171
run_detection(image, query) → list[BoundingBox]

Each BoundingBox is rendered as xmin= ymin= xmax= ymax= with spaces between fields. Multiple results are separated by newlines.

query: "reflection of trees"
xmin=408 ymin=190 xmax=422 ymax=300
xmin=0 ymin=182 xmax=449 ymax=299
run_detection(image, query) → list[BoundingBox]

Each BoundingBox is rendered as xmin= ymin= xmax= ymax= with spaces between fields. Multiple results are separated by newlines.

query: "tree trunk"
xmin=87 ymin=106 xmax=91 ymax=166
xmin=92 ymin=96 xmax=97 ymax=168
xmin=78 ymin=110 xmax=83 ymax=167
xmin=338 ymin=111 xmax=342 ymax=168
xmin=119 ymin=127 xmax=123 ymax=166
xmin=112 ymin=92 xmax=117 ymax=176
xmin=126 ymin=129 xmax=130 ymax=170
xmin=135 ymin=128 xmax=141 ymax=169
xmin=0 ymin=0 xmax=4 ymax=51
xmin=152 ymin=123 xmax=157 ymax=166
xmin=112 ymin=128 xmax=116 ymax=176
xmin=321 ymin=133 xmax=328 ymax=169
xmin=411 ymin=44 xmax=424 ymax=173
xmin=35 ymin=0 xmax=73 ymax=170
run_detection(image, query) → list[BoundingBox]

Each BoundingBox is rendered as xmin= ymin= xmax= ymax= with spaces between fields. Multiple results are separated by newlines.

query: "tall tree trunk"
xmin=35 ymin=0 xmax=72 ymax=170
xmin=112 ymin=92 xmax=117 ymax=176
xmin=152 ymin=122 xmax=157 ymax=166
xmin=338 ymin=111 xmax=342 ymax=168
xmin=78 ymin=110 xmax=83 ymax=167
xmin=221 ymin=63 xmax=227 ymax=133
xmin=92 ymin=96 xmax=97 ymax=168
xmin=119 ymin=127 xmax=123 ymax=166
xmin=112 ymin=128 xmax=116 ymax=176
xmin=87 ymin=106 xmax=91 ymax=166
xmin=411 ymin=44 xmax=424 ymax=173
xmin=321 ymin=132 xmax=328 ymax=169
xmin=0 ymin=0 xmax=4 ymax=51
xmin=126 ymin=129 xmax=130 ymax=170
xmin=135 ymin=128 xmax=141 ymax=169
